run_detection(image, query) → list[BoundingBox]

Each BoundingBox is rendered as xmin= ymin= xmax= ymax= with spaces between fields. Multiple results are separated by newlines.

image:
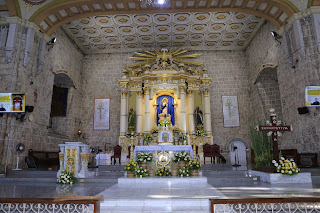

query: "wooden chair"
xmin=211 ymin=144 xmax=222 ymax=164
xmin=203 ymin=144 xmax=214 ymax=164
xmin=111 ymin=145 xmax=122 ymax=165
xmin=127 ymin=145 xmax=135 ymax=159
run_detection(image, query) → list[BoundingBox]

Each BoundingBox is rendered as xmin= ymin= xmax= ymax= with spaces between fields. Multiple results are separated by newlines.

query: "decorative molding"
xmin=37 ymin=38 xmax=46 ymax=74
xmin=24 ymin=28 xmax=35 ymax=67
xmin=293 ymin=19 xmax=306 ymax=58
xmin=5 ymin=24 xmax=17 ymax=63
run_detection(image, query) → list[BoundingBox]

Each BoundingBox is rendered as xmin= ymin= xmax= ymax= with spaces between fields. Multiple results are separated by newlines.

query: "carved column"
xmin=136 ymin=91 xmax=143 ymax=134
xmin=180 ymin=86 xmax=187 ymax=133
xmin=144 ymin=87 xmax=150 ymax=133
xmin=203 ymin=89 xmax=212 ymax=135
xmin=120 ymin=91 xmax=128 ymax=135
xmin=188 ymin=90 xmax=195 ymax=134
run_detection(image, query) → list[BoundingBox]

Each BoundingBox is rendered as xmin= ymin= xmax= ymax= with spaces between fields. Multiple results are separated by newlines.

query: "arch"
xmin=27 ymin=0 xmax=299 ymax=35
xmin=226 ymin=138 xmax=251 ymax=150
xmin=228 ymin=139 xmax=249 ymax=167
xmin=253 ymin=63 xmax=277 ymax=85
xmin=52 ymin=70 xmax=76 ymax=89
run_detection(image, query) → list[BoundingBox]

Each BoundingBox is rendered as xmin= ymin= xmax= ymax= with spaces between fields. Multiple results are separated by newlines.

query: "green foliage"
xmin=178 ymin=167 xmax=190 ymax=177
xmin=249 ymin=120 xmax=273 ymax=169
xmin=135 ymin=167 xmax=149 ymax=177
xmin=57 ymin=170 xmax=77 ymax=184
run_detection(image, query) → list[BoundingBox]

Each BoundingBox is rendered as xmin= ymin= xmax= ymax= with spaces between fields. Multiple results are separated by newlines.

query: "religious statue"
xmin=161 ymin=98 xmax=168 ymax=117
xmin=128 ymin=108 xmax=136 ymax=131
xmin=194 ymin=106 xmax=203 ymax=128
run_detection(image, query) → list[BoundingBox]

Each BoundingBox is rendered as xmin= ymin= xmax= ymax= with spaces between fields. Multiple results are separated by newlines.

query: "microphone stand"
xmin=232 ymin=146 xmax=240 ymax=168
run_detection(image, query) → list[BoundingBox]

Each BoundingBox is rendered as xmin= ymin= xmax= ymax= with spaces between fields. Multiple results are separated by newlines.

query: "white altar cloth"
xmin=95 ymin=153 xmax=112 ymax=166
xmin=133 ymin=145 xmax=193 ymax=159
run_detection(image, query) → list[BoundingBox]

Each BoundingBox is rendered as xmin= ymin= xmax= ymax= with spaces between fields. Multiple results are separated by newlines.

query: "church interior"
xmin=0 ymin=0 xmax=320 ymax=212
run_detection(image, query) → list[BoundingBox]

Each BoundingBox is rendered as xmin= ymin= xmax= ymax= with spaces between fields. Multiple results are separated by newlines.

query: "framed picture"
xmin=222 ymin=96 xmax=240 ymax=127
xmin=94 ymin=98 xmax=110 ymax=130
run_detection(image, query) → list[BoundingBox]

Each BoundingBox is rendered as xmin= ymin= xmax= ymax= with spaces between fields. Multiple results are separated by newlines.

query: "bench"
xmin=27 ymin=149 xmax=59 ymax=170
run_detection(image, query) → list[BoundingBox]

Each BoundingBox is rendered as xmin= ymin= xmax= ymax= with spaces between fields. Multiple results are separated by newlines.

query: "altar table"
xmin=95 ymin=153 xmax=113 ymax=166
xmin=133 ymin=145 xmax=193 ymax=159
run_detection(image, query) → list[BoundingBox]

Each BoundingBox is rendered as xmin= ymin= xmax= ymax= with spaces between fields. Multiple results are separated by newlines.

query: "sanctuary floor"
xmin=0 ymin=167 xmax=320 ymax=212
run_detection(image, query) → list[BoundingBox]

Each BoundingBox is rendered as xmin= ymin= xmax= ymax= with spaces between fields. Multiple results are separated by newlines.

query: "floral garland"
xmin=188 ymin=158 xmax=201 ymax=170
xmin=126 ymin=131 xmax=136 ymax=138
xmin=136 ymin=152 xmax=153 ymax=163
xmin=135 ymin=167 xmax=149 ymax=177
xmin=273 ymin=157 xmax=300 ymax=175
xmin=178 ymin=167 xmax=190 ymax=177
xmin=155 ymin=167 xmax=171 ymax=176
xmin=124 ymin=160 xmax=137 ymax=172
xmin=57 ymin=170 xmax=77 ymax=185
xmin=173 ymin=151 xmax=191 ymax=162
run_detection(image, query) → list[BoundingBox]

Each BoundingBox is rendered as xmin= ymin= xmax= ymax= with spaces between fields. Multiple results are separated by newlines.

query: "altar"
xmin=133 ymin=145 xmax=193 ymax=168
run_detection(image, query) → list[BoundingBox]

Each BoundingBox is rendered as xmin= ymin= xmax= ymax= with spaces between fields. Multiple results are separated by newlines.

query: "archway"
xmin=229 ymin=140 xmax=247 ymax=167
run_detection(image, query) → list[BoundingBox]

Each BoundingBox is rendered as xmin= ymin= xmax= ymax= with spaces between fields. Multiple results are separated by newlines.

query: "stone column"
xmin=188 ymin=90 xmax=195 ymax=134
xmin=144 ymin=87 xmax=150 ymax=133
xmin=120 ymin=91 xmax=128 ymax=135
xmin=180 ymin=86 xmax=187 ymax=133
xmin=136 ymin=91 xmax=143 ymax=134
xmin=203 ymin=89 xmax=212 ymax=135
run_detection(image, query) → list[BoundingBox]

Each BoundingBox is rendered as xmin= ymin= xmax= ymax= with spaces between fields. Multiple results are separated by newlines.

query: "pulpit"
xmin=57 ymin=142 xmax=91 ymax=178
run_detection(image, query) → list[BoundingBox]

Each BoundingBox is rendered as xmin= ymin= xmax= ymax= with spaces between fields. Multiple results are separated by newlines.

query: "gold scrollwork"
xmin=67 ymin=158 xmax=75 ymax=166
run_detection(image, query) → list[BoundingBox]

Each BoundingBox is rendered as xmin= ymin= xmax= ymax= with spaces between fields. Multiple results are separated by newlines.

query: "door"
xmin=230 ymin=141 xmax=247 ymax=166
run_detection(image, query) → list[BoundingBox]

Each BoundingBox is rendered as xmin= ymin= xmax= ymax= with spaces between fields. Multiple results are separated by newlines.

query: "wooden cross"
xmin=258 ymin=109 xmax=293 ymax=161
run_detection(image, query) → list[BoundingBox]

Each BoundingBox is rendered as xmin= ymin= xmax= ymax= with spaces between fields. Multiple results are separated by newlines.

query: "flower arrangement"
xmin=160 ymin=120 xmax=171 ymax=127
xmin=188 ymin=158 xmax=201 ymax=170
xmin=155 ymin=167 xmax=171 ymax=176
xmin=272 ymin=157 xmax=300 ymax=175
xmin=143 ymin=133 xmax=154 ymax=142
xmin=136 ymin=152 xmax=153 ymax=163
xmin=173 ymin=151 xmax=191 ymax=162
xmin=178 ymin=167 xmax=190 ymax=177
xmin=135 ymin=167 xmax=149 ymax=177
xmin=124 ymin=160 xmax=137 ymax=172
xmin=150 ymin=127 xmax=159 ymax=133
xmin=126 ymin=131 xmax=136 ymax=138
xmin=172 ymin=127 xmax=181 ymax=133
xmin=57 ymin=170 xmax=77 ymax=185
xmin=178 ymin=133 xmax=187 ymax=142
xmin=195 ymin=129 xmax=206 ymax=137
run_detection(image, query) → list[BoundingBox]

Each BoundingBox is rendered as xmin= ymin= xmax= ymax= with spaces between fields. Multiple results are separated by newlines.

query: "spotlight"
xmin=271 ymin=31 xmax=282 ymax=44
xmin=158 ymin=0 xmax=165 ymax=4
xmin=47 ymin=38 xmax=56 ymax=51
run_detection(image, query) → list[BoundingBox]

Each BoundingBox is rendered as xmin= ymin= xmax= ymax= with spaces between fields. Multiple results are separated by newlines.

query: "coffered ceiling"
xmin=0 ymin=0 xmax=317 ymax=53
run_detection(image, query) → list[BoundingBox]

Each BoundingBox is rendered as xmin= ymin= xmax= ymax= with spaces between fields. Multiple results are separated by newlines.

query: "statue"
xmin=128 ymin=108 xmax=136 ymax=130
xmin=161 ymin=98 xmax=168 ymax=117
xmin=194 ymin=106 xmax=203 ymax=127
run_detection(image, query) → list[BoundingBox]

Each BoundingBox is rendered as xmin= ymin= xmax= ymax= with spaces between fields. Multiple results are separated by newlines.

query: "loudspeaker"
xmin=298 ymin=107 xmax=309 ymax=114
xmin=25 ymin=106 xmax=34 ymax=113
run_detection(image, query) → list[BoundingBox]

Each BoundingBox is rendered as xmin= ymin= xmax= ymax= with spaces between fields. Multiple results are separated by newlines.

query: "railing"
xmin=0 ymin=197 xmax=101 ymax=213
xmin=211 ymin=198 xmax=320 ymax=213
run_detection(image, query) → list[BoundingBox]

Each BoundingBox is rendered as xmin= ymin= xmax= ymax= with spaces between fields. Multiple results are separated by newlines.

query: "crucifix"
xmin=97 ymin=102 xmax=105 ymax=120
xmin=257 ymin=109 xmax=293 ymax=161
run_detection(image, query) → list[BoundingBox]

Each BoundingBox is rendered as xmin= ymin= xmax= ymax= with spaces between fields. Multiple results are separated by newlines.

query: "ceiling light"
xmin=139 ymin=0 xmax=168 ymax=6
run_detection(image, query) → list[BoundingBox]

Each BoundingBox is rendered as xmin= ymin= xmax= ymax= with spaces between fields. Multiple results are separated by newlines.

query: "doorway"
xmin=230 ymin=141 xmax=247 ymax=167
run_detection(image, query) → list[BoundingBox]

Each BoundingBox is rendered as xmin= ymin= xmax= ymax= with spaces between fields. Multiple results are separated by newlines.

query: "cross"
xmin=161 ymin=48 xmax=168 ymax=53
xmin=257 ymin=109 xmax=293 ymax=161
xmin=97 ymin=102 xmax=105 ymax=120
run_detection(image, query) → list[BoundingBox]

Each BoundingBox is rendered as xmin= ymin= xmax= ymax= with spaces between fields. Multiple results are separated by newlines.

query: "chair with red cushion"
xmin=127 ymin=145 xmax=135 ymax=159
xmin=203 ymin=144 xmax=214 ymax=164
xmin=111 ymin=145 xmax=122 ymax=165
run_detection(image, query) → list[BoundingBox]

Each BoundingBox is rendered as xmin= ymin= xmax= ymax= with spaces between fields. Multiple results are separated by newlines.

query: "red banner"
xmin=259 ymin=126 xmax=292 ymax=131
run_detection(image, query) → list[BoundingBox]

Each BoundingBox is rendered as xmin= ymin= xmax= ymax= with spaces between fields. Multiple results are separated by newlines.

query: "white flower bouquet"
xmin=173 ymin=151 xmax=191 ymax=162
xmin=57 ymin=170 xmax=77 ymax=184
xmin=178 ymin=167 xmax=190 ymax=177
xmin=272 ymin=157 xmax=300 ymax=175
xmin=136 ymin=152 xmax=153 ymax=163
xmin=135 ymin=167 xmax=149 ymax=177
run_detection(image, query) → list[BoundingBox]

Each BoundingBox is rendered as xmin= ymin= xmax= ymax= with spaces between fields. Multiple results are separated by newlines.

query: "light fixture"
xmin=138 ymin=0 xmax=167 ymax=6
xmin=77 ymin=130 xmax=83 ymax=136
xmin=47 ymin=37 xmax=56 ymax=51
xmin=271 ymin=31 xmax=282 ymax=43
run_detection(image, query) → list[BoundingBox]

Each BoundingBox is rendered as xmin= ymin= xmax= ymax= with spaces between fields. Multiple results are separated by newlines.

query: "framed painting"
xmin=93 ymin=98 xmax=110 ymax=130
xmin=222 ymin=96 xmax=240 ymax=127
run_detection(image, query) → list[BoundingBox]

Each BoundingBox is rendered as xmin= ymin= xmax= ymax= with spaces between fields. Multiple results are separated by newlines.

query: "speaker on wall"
xmin=25 ymin=106 xmax=34 ymax=113
xmin=298 ymin=107 xmax=309 ymax=114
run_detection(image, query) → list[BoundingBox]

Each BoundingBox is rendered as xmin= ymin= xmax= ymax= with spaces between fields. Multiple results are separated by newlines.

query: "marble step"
xmin=7 ymin=170 xmax=57 ymax=178
xmin=202 ymin=170 xmax=247 ymax=176
xmin=101 ymin=205 xmax=209 ymax=213
xmin=206 ymin=176 xmax=259 ymax=184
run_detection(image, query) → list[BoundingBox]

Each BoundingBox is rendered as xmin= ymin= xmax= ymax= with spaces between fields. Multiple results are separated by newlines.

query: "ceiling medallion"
xmin=177 ymin=16 xmax=186 ymax=21
xmin=118 ymin=18 xmax=128 ymax=23
xmin=236 ymin=14 xmax=246 ymax=19
xmin=217 ymin=14 xmax=226 ymax=19
xmin=99 ymin=18 xmax=108 ymax=23
xmin=22 ymin=0 xmax=47 ymax=6
xmin=105 ymin=29 xmax=113 ymax=33
xmin=197 ymin=15 xmax=206 ymax=20
xmin=158 ymin=16 xmax=167 ymax=21
xmin=138 ymin=17 xmax=148 ymax=22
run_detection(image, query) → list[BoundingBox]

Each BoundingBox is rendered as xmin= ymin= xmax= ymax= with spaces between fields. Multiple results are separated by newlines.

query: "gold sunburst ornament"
xmin=126 ymin=48 xmax=203 ymax=75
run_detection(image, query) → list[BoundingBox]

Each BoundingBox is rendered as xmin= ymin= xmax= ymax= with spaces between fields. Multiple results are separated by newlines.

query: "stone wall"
xmin=0 ymin=25 xmax=83 ymax=172
xmin=246 ymin=19 xmax=320 ymax=153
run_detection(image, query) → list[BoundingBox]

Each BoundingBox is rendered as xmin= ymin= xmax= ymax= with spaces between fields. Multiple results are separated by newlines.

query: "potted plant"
xmin=174 ymin=151 xmax=191 ymax=168
xmin=273 ymin=157 xmax=300 ymax=175
xmin=178 ymin=167 xmax=190 ymax=177
xmin=188 ymin=158 xmax=201 ymax=176
xmin=135 ymin=167 xmax=149 ymax=178
xmin=155 ymin=167 xmax=171 ymax=177
xmin=124 ymin=160 xmax=137 ymax=178
xmin=136 ymin=152 xmax=153 ymax=169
